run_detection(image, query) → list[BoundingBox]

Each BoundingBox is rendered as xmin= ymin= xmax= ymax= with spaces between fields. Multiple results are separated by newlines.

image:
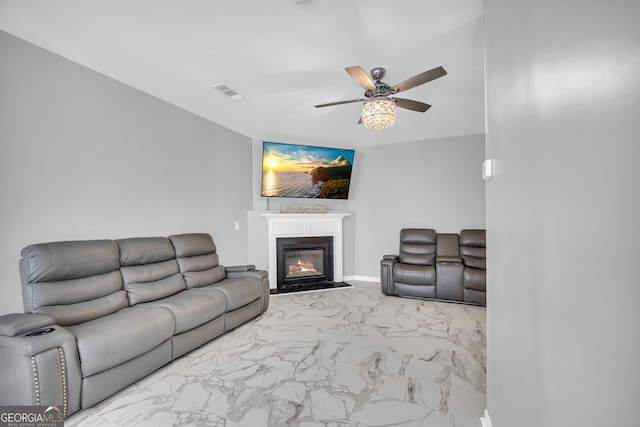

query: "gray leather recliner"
xmin=381 ymin=228 xmax=486 ymax=306
xmin=381 ymin=229 xmax=437 ymax=299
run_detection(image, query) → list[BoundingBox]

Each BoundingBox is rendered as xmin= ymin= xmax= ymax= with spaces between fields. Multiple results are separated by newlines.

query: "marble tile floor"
xmin=66 ymin=281 xmax=486 ymax=427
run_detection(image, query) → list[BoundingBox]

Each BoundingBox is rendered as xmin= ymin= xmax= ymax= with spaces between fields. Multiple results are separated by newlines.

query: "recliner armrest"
xmin=224 ymin=267 xmax=270 ymax=313
xmin=225 ymin=265 xmax=256 ymax=273
xmin=0 ymin=313 xmax=54 ymax=337
xmin=380 ymin=256 xmax=399 ymax=295
xmin=0 ymin=313 xmax=82 ymax=416
xmin=225 ymin=267 xmax=267 ymax=280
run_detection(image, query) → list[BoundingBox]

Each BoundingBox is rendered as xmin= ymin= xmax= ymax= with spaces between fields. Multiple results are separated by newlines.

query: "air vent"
xmin=210 ymin=83 xmax=246 ymax=101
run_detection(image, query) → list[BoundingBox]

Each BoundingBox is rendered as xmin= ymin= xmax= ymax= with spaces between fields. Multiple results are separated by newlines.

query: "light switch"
xmin=482 ymin=159 xmax=494 ymax=180
xmin=234 ymin=221 xmax=240 ymax=230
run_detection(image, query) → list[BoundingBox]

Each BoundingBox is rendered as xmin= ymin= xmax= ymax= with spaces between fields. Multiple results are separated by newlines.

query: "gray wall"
xmin=485 ymin=1 xmax=640 ymax=426
xmin=0 ymin=31 xmax=253 ymax=314
xmin=347 ymin=134 xmax=486 ymax=278
xmin=247 ymin=134 xmax=486 ymax=279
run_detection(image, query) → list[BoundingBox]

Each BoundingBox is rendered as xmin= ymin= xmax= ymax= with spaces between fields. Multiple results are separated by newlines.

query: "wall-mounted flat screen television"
xmin=261 ymin=141 xmax=355 ymax=199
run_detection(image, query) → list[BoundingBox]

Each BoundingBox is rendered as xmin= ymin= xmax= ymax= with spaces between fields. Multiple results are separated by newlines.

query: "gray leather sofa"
xmin=380 ymin=228 xmax=486 ymax=306
xmin=0 ymin=233 xmax=269 ymax=418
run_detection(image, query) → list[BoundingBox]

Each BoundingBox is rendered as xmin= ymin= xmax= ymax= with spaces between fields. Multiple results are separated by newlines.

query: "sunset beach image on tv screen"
xmin=261 ymin=141 xmax=355 ymax=199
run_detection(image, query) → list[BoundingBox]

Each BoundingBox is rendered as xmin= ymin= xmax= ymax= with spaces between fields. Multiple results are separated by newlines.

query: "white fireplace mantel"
xmin=260 ymin=212 xmax=351 ymax=289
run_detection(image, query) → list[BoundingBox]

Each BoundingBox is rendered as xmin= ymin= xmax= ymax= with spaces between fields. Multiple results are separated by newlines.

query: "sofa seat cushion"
xmin=392 ymin=264 xmax=436 ymax=286
xmin=139 ymin=289 xmax=226 ymax=334
xmin=67 ymin=306 xmax=174 ymax=377
xmin=198 ymin=277 xmax=262 ymax=312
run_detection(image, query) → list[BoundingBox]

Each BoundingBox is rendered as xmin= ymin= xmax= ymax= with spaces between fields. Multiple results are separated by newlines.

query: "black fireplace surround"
xmin=277 ymin=236 xmax=333 ymax=289
xmin=275 ymin=236 xmax=350 ymax=293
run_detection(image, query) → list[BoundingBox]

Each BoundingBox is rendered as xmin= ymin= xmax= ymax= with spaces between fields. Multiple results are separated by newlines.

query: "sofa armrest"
xmin=380 ymin=255 xmax=399 ymax=295
xmin=0 ymin=313 xmax=82 ymax=416
xmin=225 ymin=266 xmax=267 ymax=280
xmin=0 ymin=313 xmax=54 ymax=337
xmin=224 ymin=267 xmax=270 ymax=313
xmin=225 ymin=264 xmax=256 ymax=273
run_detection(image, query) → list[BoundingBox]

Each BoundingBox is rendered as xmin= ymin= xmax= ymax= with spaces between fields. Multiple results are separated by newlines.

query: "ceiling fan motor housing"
xmin=366 ymin=67 xmax=392 ymax=98
xmin=370 ymin=67 xmax=386 ymax=81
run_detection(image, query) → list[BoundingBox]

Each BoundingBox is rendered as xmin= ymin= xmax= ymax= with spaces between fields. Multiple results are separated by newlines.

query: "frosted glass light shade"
xmin=361 ymin=99 xmax=397 ymax=130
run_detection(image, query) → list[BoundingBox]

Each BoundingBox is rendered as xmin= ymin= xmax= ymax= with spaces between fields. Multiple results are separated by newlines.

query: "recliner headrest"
xmin=459 ymin=229 xmax=486 ymax=248
xmin=21 ymin=240 xmax=119 ymax=283
xmin=400 ymin=229 xmax=436 ymax=245
xmin=168 ymin=233 xmax=217 ymax=258
xmin=116 ymin=237 xmax=175 ymax=266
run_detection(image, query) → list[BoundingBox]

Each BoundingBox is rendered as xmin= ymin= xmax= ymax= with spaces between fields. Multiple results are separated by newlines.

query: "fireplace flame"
xmin=288 ymin=259 xmax=319 ymax=275
xmin=296 ymin=259 xmax=317 ymax=272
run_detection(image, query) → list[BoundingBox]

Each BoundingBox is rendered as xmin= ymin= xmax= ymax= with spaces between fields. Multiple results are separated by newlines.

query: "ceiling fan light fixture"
xmin=361 ymin=99 xmax=397 ymax=130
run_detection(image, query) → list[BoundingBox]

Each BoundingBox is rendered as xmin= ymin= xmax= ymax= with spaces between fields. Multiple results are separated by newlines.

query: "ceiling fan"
xmin=315 ymin=65 xmax=447 ymax=129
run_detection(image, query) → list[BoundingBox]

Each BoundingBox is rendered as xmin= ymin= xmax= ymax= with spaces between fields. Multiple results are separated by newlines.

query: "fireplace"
xmin=276 ymin=236 xmax=333 ymax=292
xmin=261 ymin=212 xmax=351 ymax=292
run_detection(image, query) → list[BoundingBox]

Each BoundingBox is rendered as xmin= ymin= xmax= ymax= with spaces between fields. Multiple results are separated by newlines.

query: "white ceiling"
xmin=0 ymin=0 xmax=485 ymax=149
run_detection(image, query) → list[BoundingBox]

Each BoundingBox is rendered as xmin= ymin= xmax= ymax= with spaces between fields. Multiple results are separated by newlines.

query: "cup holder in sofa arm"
xmin=26 ymin=327 xmax=56 ymax=337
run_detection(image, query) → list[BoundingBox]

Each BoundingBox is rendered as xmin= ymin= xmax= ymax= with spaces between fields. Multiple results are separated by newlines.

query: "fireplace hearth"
xmin=272 ymin=280 xmax=352 ymax=294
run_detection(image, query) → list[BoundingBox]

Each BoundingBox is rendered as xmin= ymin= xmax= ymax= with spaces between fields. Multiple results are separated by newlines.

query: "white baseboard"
xmin=480 ymin=409 xmax=493 ymax=427
xmin=344 ymin=275 xmax=379 ymax=283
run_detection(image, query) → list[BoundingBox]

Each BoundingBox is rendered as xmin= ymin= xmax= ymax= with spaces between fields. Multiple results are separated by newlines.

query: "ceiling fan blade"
xmin=391 ymin=66 xmax=447 ymax=94
xmin=345 ymin=66 xmax=376 ymax=91
xmin=315 ymin=98 xmax=365 ymax=108
xmin=393 ymin=97 xmax=432 ymax=112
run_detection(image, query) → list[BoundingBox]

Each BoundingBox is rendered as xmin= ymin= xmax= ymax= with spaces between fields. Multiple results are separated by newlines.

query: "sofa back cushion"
xmin=20 ymin=240 xmax=127 ymax=325
xmin=117 ymin=237 xmax=186 ymax=305
xmin=398 ymin=228 xmax=436 ymax=266
xmin=169 ymin=233 xmax=226 ymax=288
xmin=459 ymin=229 xmax=486 ymax=270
